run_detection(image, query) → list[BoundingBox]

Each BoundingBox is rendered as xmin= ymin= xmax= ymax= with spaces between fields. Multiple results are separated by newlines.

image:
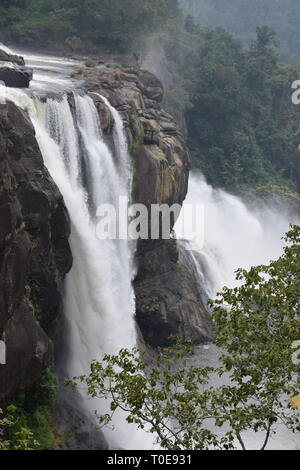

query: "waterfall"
xmin=0 ymin=83 xmax=154 ymax=449
xmin=0 ymin=42 xmax=14 ymax=55
xmin=175 ymin=172 xmax=299 ymax=298
xmin=43 ymin=93 xmax=137 ymax=366
xmin=2 ymin=39 xmax=298 ymax=450
xmin=175 ymin=173 xmax=299 ymax=450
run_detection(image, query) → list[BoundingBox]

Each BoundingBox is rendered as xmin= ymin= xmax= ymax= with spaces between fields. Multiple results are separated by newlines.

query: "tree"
xmin=249 ymin=26 xmax=279 ymax=74
xmin=0 ymin=409 xmax=14 ymax=450
xmin=210 ymin=224 xmax=300 ymax=449
xmin=179 ymin=0 xmax=300 ymax=58
xmin=70 ymin=226 xmax=300 ymax=450
xmin=0 ymin=0 xmax=180 ymax=52
xmin=165 ymin=23 xmax=300 ymax=191
xmin=0 ymin=407 xmax=39 ymax=450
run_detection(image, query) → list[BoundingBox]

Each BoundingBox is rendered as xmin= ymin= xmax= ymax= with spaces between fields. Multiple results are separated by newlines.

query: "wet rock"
xmin=0 ymin=66 xmax=33 ymax=88
xmin=0 ymin=49 xmax=32 ymax=88
xmin=83 ymin=66 xmax=190 ymax=212
xmin=57 ymin=387 xmax=109 ymax=450
xmin=0 ymin=49 xmax=25 ymax=66
xmin=0 ymin=101 xmax=72 ymax=404
xmin=83 ymin=65 xmax=210 ymax=347
xmin=134 ymin=241 xmax=212 ymax=348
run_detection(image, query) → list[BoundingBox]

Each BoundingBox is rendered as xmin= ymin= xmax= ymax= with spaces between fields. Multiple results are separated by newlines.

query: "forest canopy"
xmin=0 ymin=0 xmax=179 ymax=52
xmin=1 ymin=0 xmax=300 ymax=195
xmin=162 ymin=21 xmax=300 ymax=193
xmin=179 ymin=0 xmax=300 ymax=58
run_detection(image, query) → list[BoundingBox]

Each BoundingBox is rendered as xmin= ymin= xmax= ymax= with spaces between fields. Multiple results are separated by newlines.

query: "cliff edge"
xmin=84 ymin=65 xmax=211 ymax=347
xmin=0 ymin=101 xmax=72 ymax=404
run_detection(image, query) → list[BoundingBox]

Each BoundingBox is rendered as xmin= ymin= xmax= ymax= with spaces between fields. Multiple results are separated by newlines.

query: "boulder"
xmin=0 ymin=48 xmax=32 ymax=88
xmin=0 ymin=49 xmax=25 ymax=66
xmin=0 ymin=66 xmax=33 ymax=88
xmin=134 ymin=241 xmax=212 ymax=347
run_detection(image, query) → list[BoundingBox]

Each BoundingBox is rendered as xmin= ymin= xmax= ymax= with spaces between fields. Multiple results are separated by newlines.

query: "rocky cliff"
xmin=84 ymin=65 xmax=211 ymax=347
xmin=0 ymin=61 xmax=211 ymax=407
xmin=0 ymin=101 xmax=72 ymax=404
xmin=0 ymin=50 xmax=33 ymax=88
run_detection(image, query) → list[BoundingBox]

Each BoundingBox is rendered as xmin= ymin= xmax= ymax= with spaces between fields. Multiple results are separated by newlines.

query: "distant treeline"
xmin=179 ymin=0 xmax=300 ymax=58
xmin=1 ymin=0 xmax=300 ymax=196
xmin=161 ymin=20 xmax=300 ymax=193
xmin=0 ymin=0 xmax=178 ymax=52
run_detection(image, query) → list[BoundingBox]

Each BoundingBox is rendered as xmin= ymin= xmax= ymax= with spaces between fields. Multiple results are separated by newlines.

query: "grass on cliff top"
xmin=105 ymin=62 xmax=121 ymax=69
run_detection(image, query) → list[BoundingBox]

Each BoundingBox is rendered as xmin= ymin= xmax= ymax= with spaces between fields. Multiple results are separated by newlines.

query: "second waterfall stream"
xmin=0 ymin=84 xmax=153 ymax=449
xmin=1 ymin=44 xmax=298 ymax=449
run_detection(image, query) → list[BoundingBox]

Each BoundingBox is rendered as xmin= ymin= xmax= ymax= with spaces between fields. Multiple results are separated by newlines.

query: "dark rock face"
xmin=0 ymin=66 xmax=33 ymax=88
xmin=134 ymin=241 xmax=212 ymax=347
xmin=84 ymin=65 xmax=211 ymax=346
xmin=0 ymin=48 xmax=33 ymax=88
xmin=57 ymin=388 xmax=109 ymax=450
xmin=84 ymin=66 xmax=190 ymax=212
xmin=0 ymin=101 xmax=72 ymax=404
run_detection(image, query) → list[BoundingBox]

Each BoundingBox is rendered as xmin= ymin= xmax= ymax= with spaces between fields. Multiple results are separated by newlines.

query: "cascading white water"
xmin=175 ymin=172 xmax=299 ymax=450
xmin=44 ymin=93 xmax=137 ymax=363
xmin=0 ymin=42 xmax=14 ymax=55
xmin=2 ymin=39 xmax=298 ymax=449
xmin=175 ymin=172 xmax=298 ymax=298
xmin=46 ymin=94 xmax=147 ymax=448
xmin=0 ymin=80 xmax=154 ymax=448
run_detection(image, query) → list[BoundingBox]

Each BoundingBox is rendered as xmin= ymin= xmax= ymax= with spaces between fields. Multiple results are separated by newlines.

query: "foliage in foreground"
xmin=70 ymin=226 xmax=300 ymax=450
xmin=0 ymin=368 xmax=61 ymax=450
xmin=0 ymin=407 xmax=39 ymax=450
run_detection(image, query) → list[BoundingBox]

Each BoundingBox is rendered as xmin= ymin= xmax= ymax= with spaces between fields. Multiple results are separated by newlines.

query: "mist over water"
xmin=175 ymin=172 xmax=299 ymax=450
xmin=1 ymin=41 xmax=298 ymax=450
xmin=0 ymin=70 xmax=153 ymax=448
xmin=42 ymin=94 xmax=154 ymax=449
xmin=0 ymin=42 xmax=14 ymax=55
xmin=176 ymin=172 xmax=298 ymax=298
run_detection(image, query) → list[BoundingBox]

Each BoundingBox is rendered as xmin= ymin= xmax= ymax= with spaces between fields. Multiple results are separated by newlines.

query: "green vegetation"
xmin=0 ymin=408 xmax=39 ymax=450
xmin=179 ymin=0 xmax=300 ymax=59
xmin=166 ymin=237 xmax=180 ymax=264
xmin=0 ymin=0 xmax=178 ymax=53
xmin=1 ymin=2 xmax=300 ymax=194
xmin=130 ymin=116 xmax=144 ymax=155
xmin=105 ymin=62 xmax=121 ymax=69
xmin=84 ymin=59 xmax=96 ymax=68
xmin=0 ymin=368 xmax=64 ymax=450
xmin=160 ymin=22 xmax=300 ymax=192
xmin=244 ymin=184 xmax=300 ymax=213
xmin=70 ymin=226 xmax=300 ymax=450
